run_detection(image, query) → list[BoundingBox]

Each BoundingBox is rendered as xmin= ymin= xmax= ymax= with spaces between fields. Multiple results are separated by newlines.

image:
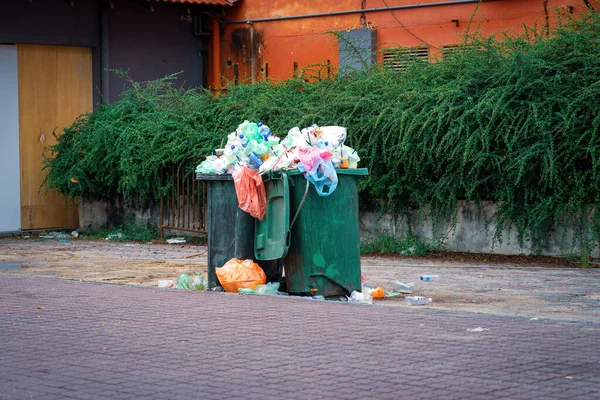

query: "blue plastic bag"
xmin=297 ymin=156 xmax=338 ymax=196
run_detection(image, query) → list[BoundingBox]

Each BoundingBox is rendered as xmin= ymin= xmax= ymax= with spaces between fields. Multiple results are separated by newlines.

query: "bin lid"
xmin=285 ymin=168 xmax=368 ymax=176
xmin=196 ymin=173 xmax=233 ymax=181
xmin=254 ymin=172 xmax=290 ymax=260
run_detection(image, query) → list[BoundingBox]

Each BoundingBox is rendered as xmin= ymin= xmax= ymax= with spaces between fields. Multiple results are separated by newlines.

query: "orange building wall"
xmin=213 ymin=0 xmax=598 ymax=87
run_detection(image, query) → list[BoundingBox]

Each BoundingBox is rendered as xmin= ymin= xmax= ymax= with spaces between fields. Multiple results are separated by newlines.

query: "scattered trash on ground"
xmin=347 ymin=290 xmax=374 ymax=305
xmin=467 ymin=327 xmax=490 ymax=332
xmin=420 ymin=275 xmax=439 ymax=282
xmin=404 ymin=296 xmax=433 ymax=306
xmin=368 ymin=287 xmax=385 ymax=299
xmin=158 ymin=280 xmax=175 ymax=288
xmin=177 ymin=273 xmax=191 ymax=289
xmin=216 ymin=258 xmax=266 ymax=293
xmin=192 ymin=274 xmax=207 ymax=291
xmin=158 ymin=274 xmax=208 ymax=290
xmin=71 ymin=231 xmax=79 ymax=238
xmin=530 ymin=317 xmax=539 ymax=321
xmin=238 ymin=282 xmax=281 ymax=295
xmin=105 ymin=232 xmax=123 ymax=241
xmin=211 ymin=286 xmax=224 ymax=292
xmin=39 ymin=231 xmax=70 ymax=239
xmin=166 ymin=237 xmax=186 ymax=244
xmin=392 ymin=281 xmax=414 ymax=293
xmin=400 ymin=246 xmax=417 ymax=256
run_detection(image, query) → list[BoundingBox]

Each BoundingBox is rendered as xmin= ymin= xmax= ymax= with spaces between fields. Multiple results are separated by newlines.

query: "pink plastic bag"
xmin=296 ymin=147 xmax=338 ymax=196
xmin=232 ymin=165 xmax=267 ymax=220
xmin=296 ymin=146 xmax=332 ymax=171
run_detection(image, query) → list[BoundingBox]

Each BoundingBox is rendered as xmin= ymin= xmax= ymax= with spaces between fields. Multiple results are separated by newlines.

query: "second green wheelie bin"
xmin=255 ymin=168 xmax=368 ymax=297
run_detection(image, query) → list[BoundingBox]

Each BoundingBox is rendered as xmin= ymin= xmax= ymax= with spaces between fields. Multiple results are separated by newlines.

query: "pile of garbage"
xmin=158 ymin=273 xmax=208 ymax=290
xmin=196 ymin=121 xmax=360 ymax=194
xmin=346 ymin=274 xmax=435 ymax=306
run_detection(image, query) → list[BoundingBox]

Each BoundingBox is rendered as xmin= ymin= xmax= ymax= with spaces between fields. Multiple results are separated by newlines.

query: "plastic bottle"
xmin=230 ymin=145 xmax=247 ymax=162
xmin=404 ymin=296 xmax=432 ymax=306
xmin=317 ymin=140 xmax=329 ymax=149
xmin=258 ymin=122 xmax=272 ymax=141
xmin=420 ymin=275 xmax=439 ymax=282
xmin=238 ymin=134 xmax=248 ymax=147
xmin=392 ymin=281 xmax=414 ymax=293
xmin=248 ymin=152 xmax=263 ymax=169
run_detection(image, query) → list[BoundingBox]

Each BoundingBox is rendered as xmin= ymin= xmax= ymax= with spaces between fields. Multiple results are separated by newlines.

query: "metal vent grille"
xmin=442 ymin=44 xmax=461 ymax=58
xmin=382 ymin=47 xmax=429 ymax=71
xmin=442 ymin=44 xmax=478 ymax=58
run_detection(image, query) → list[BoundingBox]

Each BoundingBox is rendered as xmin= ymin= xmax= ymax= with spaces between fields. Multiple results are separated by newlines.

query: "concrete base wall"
xmin=78 ymin=198 xmax=598 ymax=257
xmin=359 ymin=201 xmax=599 ymax=257
xmin=79 ymin=198 xmax=159 ymax=231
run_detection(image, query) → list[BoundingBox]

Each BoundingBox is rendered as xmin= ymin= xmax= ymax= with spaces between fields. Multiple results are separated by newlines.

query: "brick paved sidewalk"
xmin=1 ymin=276 xmax=599 ymax=399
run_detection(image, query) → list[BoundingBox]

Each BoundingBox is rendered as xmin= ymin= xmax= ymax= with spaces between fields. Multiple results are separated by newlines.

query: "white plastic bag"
xmin=319 ymin=126 xmax=347 ymax=148
xmin=346 ymin=290 xmax=373 ymax=305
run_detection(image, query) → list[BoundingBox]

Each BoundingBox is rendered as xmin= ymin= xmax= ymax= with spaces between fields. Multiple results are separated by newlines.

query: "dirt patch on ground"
xmin=0 ymin=239 xmax=207 ymax=286
xmin=378 ymin=251 xmax=588 ymax=268
xmin=2 ymin=237 xmax=599 ymax=322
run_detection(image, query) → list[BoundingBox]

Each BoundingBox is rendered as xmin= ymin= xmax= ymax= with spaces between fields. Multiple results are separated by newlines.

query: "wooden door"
xmin=18 ymin=44 xmax=92 ymax=230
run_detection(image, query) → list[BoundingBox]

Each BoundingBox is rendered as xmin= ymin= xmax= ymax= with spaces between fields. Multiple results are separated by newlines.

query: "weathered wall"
xmin=79 ymin=198 xmax=159 ymax=231
xmin=107 ymin=0 xmax=207 ymax=96
xmin=360 ymin=201 xmax=600 ymax=257
xmin=0 ymin=0 xmax=209 ymax=106
xmin=80 ymin=197 xmax=597 ymax=257
xmin=216 ymin=0 xmax=596 ymax=85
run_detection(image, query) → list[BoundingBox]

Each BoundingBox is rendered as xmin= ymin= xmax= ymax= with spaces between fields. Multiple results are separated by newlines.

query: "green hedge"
xmin=44 ymin=11 xmax=600 ymax=255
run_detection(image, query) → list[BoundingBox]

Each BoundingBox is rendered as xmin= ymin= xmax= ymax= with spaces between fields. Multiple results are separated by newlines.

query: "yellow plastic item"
xmin=371 ymin=287 xmax=385 ymax=299
xmin=339 ymin=158 xmax=349 ymax=169
xmin=216 ymin=258 xmax=267 ymax=293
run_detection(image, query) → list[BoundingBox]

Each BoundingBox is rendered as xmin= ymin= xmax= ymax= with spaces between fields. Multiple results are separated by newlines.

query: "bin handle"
xmin=290 ymin=178 xmax=310 ymax=230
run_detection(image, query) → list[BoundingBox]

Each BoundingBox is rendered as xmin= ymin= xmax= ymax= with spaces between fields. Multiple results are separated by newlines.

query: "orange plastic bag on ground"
xmin=232 ymin=165 xmax=267 ymax=220
xmin=216 ymin=258 xmax=267 ymax=293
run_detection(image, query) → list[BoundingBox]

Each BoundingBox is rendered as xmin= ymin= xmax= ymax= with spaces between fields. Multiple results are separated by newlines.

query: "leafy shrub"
xmin=44 ymin=10 xmax=600 ymax=256
xmin=361 ymin=232 xmax=434 ymax=256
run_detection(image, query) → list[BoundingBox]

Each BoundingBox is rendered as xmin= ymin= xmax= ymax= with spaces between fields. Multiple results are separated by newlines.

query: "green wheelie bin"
xmin=254 ymin=168 xmax=368 ymax=297
xmin=197 ymin=173 xmax=281 ymax=289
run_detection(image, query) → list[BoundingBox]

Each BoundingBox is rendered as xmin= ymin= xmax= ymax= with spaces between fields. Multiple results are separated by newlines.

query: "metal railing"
xmin=159 ymin=159 xmax=207 ymax=239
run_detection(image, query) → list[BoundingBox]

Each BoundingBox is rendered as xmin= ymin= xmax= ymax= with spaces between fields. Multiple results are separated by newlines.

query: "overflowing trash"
xmin=215 ymin=258 xmax=267 ymax=293
xmin=232 ymin=165 xmax=267 ymax=220
xmin=196 ymin=121 xmax=361 ymax=200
